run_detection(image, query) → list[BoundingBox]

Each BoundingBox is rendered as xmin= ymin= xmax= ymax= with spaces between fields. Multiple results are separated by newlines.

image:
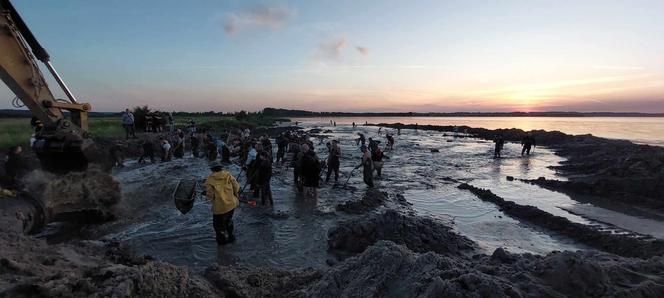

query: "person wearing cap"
xmin=326 ymin=140 xmax=341 ymax=183
xmin=204 ymin=161 xmax=240 ymax=245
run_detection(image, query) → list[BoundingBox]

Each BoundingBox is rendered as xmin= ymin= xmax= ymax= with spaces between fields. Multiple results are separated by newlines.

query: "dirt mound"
xmin=458 ymin=183 xmax=664 ymax=258
xmin=328 ymin=209 xmax=477 ymax=256
xmin=0 ymin=231 xmax=216 ymax=297
xmin=204 ymin=265 xmax=321 ymax=297
xmin=335 ymin=189 xmax=388 ymax=214
xmin=307 ymin=241 xmax=664 ymax=297
xmin=22 ymin=167 xmax=121 ymax=222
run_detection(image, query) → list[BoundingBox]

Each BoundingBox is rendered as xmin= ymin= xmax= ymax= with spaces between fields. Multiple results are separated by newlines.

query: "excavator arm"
xmin=0 ymin=0 xmax=98 ymax=172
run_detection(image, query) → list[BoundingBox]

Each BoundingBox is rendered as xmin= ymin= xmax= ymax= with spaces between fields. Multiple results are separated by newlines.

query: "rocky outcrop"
xmin=328 ymin=209 xmax=478 ymax=256
xmin=0 ymin=231 xmax=217 ymax=297
xmin=307 ymin=241 xmax=664 ymax=298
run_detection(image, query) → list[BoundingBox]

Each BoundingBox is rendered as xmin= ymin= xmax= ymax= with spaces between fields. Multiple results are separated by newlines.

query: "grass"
xmin=0 ymin=116 xmax=287 ymax=149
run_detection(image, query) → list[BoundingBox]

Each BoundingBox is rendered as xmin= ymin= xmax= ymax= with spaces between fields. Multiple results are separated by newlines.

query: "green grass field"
xmin=0 ymin=116 xmax=271 ymax=149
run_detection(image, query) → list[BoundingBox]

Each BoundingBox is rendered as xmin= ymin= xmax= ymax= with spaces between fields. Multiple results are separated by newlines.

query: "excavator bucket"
xmin=33 ymin=138 xmax=105 ymax=173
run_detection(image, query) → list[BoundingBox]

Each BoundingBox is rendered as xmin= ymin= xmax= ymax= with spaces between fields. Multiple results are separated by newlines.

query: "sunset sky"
xmin=2 ymin=0 xmax=663 ymax=113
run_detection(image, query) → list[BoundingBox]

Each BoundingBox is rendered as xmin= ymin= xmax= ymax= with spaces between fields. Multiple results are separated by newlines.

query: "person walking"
xmin=204 ymin=161 xmax=240 ymax=245
xmin=494 ymin=136 xmax=505 ymax=158
xmin=521 ymin=133 xmax=536 ymax=156
xmin=355 ymin=145 xmax=374 ymax=188
xmin=121 ymin=109 xmax=135 ymax=139
xmin=326 ymin=140 xmax=341 ymax=182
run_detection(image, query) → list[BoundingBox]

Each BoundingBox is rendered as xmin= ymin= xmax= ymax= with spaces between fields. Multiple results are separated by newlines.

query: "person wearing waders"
xmin=355 ymin=145 xmax=374 ymax=188
xmin=245 ymin=142 xmax=260 ymax=197
xmin=494 ymin=136 xmax=505 ymax=158
xmin=521 ymin=133 xmax=536 ymax=156
xmin=326 ymin=140 xmax=341 ymax=182
xmin=256 ymin=150 xmax=273 ymax=205
xmin=191 ymin=133 xmax=200 ymax=158
xmin=300 ymin=144 xmax=321 ymax=199
xmin=204 ymin=161 xmax=240 ymax=245
xmin=371 ymin=146 xmax=389 ymax=178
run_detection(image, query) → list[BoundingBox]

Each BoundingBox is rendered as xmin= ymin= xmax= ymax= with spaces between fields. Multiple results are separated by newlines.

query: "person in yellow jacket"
xmin=204 ymin=161 xmax=240 ymax=245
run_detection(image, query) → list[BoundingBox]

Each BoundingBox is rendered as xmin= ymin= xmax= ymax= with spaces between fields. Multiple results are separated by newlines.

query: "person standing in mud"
xmin=371 ymin=146 xmax=389 ymax=178
xmin=326 ymin=140 xmax=341 ymax=183
xmin=204 ymin=161 xmax=240 ymax=245
xmin=138 ymin=140 xmax=155 ymax=163
xmin=190 ymin=133 xmax=200 ymax=158
xmin=356 ymin=133 xmax=366 ymax=146
xmin=256 ymin=150 xmax=273 ymax=205
xmin=352 ymin=122 xmax=356 ymax=128
xmin=521 ymin=133 xmax=536 ymax=156
xmin=205 ymin=135 xmax=218 ymax=161
xmin=260 ymin=135 xmax=273 ymax=162
xmin=3 ymin=145 xmax=27 ymax=189
xmin=355 ymin=145 xmax=374 ymax=188
xmin=276 ymin=133 xmax=288 ymax=165
xmin=172 ymin=130 xmax=185 ymax=158
xmin=368 ymin=138 xmax=380 ymax=153
xmin=386 ymin=134 xmax=395 ymax=150
xmin=494 ymin=136 xmax=505 ymax=158
xmin=167 ymin=113 xmax=175 ymax=133
xmin=160 ymin=138 xmax=172 ymax=162
xmin=300 ymin=144 xmax=321 ymax=199
xmin=121 ymin=109 xmax=136 ymax=139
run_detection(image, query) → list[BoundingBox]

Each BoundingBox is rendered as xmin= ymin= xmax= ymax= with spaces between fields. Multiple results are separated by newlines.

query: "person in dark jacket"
xmin=371 ymin=147 xmax=388 ymax=177
xmin=3 ymin=146 xmax=27 ymax=189
xmin=494 ymin=137 xmax=505 ymax=158
xmin=521 ymin=134 xmax=536 ymax=156
xmin=138 ymin=140 xmax=155 ymax=163
xmin=299 ymin=144 xmax=320 ymax=199
xmin=191 ymin=133 xmax=200 ymax=158
xmin=255 ymin=151 xmax=273 ymax=205
xmin=326 ymin=140 xmax=341 ymax=182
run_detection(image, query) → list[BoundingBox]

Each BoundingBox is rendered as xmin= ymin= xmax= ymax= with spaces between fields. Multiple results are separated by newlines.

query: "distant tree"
xmin=235 ymin=110 xmax=248 ymax=120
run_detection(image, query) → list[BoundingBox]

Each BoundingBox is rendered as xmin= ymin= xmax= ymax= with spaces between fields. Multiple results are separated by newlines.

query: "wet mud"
xmin=458 ymin=183 xmax=664 ymax=258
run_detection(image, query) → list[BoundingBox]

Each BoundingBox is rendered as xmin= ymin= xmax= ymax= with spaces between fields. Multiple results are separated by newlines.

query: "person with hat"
xmin=204 ymin=161 xmax=240 ymax=245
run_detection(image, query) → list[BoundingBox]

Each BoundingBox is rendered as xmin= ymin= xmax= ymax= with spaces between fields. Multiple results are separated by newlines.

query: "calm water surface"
xmin=294 ymin=117 xmax=664 ymax=146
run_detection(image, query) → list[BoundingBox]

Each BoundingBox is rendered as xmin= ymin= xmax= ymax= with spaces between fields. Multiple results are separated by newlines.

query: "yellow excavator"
xmin=1 ymin=0 xmax=100 ymax=172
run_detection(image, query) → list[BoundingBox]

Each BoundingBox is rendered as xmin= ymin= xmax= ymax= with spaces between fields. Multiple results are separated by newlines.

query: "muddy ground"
xmin=3 ymin=121 xmax=664 ymax=297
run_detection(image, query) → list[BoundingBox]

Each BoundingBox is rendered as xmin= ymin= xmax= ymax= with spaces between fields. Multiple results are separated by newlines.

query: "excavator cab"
xmin=0 ymin=0 xmax=100 ymax=172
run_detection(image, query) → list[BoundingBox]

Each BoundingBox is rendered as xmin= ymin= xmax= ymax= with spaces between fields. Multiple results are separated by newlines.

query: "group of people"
xmin=493 ymin=133 xmax=537 ymax=158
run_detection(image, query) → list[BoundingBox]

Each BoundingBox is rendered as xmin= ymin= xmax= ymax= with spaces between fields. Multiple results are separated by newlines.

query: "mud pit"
xmin=7 ymin=121 xmax=664 ymax=296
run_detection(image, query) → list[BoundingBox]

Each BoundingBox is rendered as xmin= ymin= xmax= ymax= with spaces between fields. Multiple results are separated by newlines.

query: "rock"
xmin=491 ymin=247 xmax=515 ymax=263
xmin=430 ymin=149 xmax=440 ymax=152
xmin=506 ymin=176 xmax=515 ymax=181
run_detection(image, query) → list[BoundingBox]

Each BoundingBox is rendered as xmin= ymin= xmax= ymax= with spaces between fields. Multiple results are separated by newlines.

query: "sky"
xmin=2 ymin=0 xmax=664 ymax=113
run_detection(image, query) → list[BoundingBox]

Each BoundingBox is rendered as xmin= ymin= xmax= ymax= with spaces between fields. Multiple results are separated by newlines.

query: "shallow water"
xmin=101 ymin=123 xmax=664 ymax=271
xmin=295 ymin=116 xmax=664 ymax=146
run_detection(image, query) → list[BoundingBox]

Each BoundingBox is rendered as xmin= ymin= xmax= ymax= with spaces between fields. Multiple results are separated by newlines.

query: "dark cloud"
xmin=223 ymin=5 xmax=296 ymax=36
